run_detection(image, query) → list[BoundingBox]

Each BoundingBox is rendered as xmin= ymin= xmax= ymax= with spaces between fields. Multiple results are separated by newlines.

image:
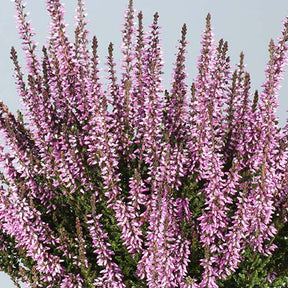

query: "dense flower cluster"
xmin=1 ymin=0 xmax=288 ymax=287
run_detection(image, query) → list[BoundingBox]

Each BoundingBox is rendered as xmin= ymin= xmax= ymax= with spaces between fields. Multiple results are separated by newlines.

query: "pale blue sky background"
xmin=1 ymin=0 xmax=288 ymax=287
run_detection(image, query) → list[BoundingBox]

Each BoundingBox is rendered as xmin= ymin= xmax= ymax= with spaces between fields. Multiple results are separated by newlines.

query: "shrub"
xmin=0 ymin=0 xmax=288 ymax=287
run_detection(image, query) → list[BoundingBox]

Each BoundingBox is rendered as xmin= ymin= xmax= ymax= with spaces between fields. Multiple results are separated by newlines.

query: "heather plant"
xmin=0 ymin=0 xmax=288 ymax=287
